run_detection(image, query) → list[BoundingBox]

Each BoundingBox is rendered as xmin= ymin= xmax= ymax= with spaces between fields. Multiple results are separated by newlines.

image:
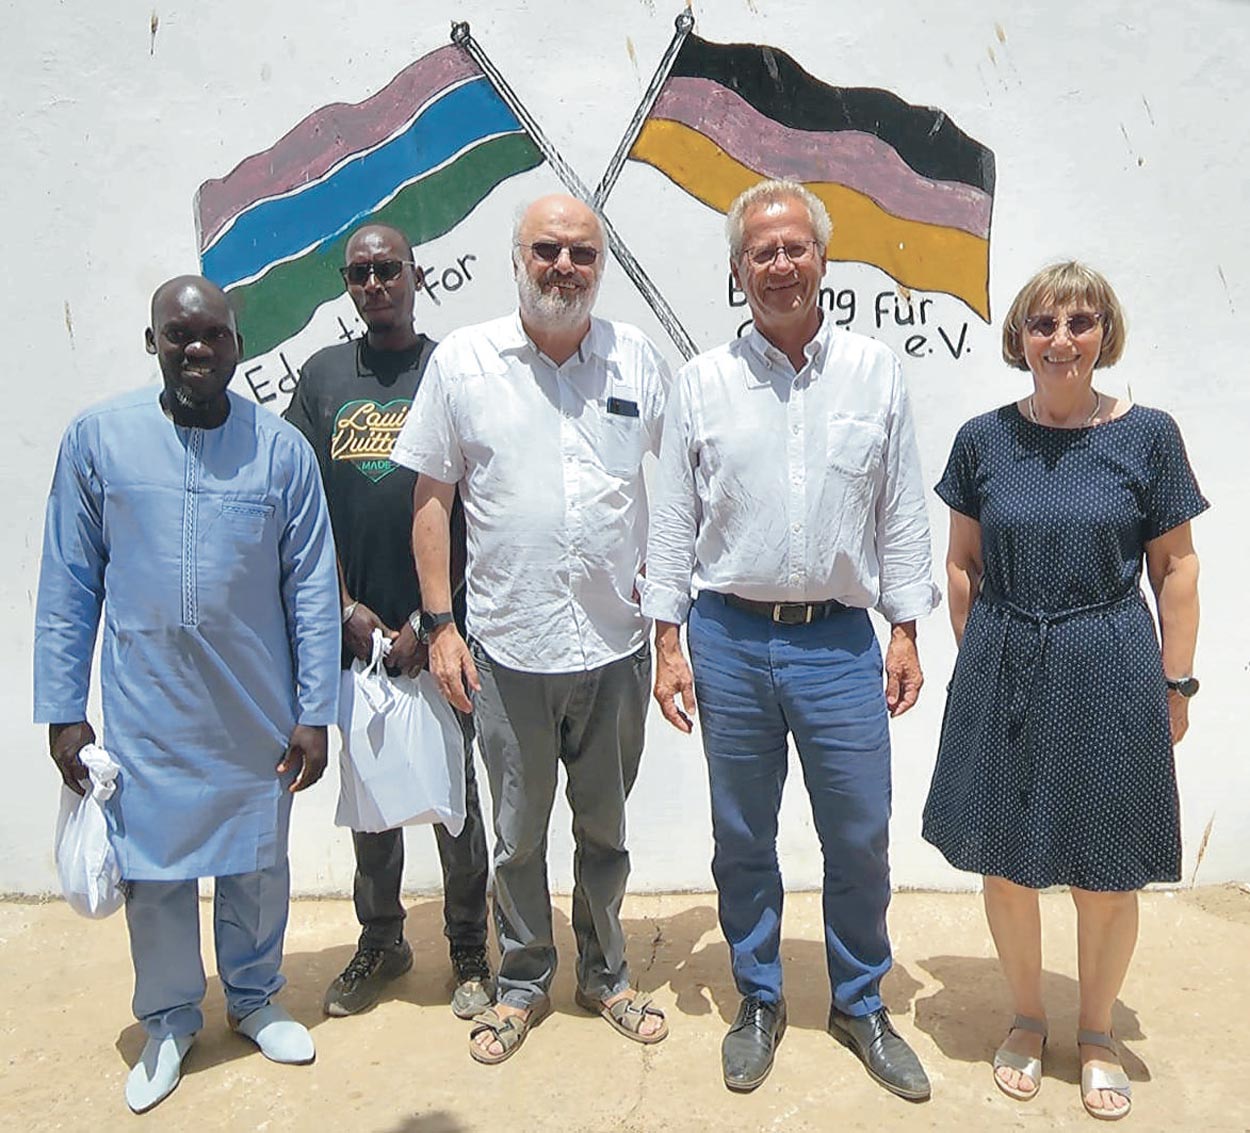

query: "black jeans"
xmin=352 ymin=714 xmax=489 ymax=951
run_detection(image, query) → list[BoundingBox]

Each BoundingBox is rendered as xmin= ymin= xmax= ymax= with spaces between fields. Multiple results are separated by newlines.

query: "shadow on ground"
xmin=114 ymin=891 xmax=930 ymax=1080
xmin=913 ymin=954 xmax=1151 ymax=1085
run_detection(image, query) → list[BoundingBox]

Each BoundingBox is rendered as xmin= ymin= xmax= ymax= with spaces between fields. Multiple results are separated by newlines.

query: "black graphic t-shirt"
xmin=285 ymin=336 xmax=463 ymax=638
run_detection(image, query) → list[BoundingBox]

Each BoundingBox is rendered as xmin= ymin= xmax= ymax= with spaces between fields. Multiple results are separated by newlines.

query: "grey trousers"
xmin=352 ymin=713 xmax=490 ymax=952
xmin=471 ymin=640 xmax=650 ymax=1010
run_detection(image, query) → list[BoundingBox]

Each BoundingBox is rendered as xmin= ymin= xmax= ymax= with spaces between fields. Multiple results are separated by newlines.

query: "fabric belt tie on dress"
xmin=977 ymin=581 xmax=1143 ymax=805
xmin=718 ymin=592 xmax=850 ymax=625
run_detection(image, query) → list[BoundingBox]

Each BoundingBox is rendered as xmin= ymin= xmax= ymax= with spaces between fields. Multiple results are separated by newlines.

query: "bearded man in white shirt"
xmin=644 ymin=180 xmax=939 ymax=1100
xmin=393 ymin=194 xmax=671 ymax=1065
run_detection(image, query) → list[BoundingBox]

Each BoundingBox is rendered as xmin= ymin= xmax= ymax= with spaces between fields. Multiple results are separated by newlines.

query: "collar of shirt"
xmin=743 ymin=313 xmax=831 ymax=386
xmin=499 ymin=311 xmax=607 ymax=371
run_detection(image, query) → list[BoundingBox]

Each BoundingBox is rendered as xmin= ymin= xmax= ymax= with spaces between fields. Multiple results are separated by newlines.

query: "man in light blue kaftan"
xmin=32 ymin=277 xmax=341 ymax=1113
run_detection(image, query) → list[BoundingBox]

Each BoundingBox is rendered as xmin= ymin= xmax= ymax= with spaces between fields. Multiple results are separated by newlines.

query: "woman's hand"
xmin=1167 ymin=690 xmax=1190 ymax=745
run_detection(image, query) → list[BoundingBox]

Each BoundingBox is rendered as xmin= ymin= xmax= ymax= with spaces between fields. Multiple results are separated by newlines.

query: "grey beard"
xmin=516 ymin=270 xmax=598 ymax=331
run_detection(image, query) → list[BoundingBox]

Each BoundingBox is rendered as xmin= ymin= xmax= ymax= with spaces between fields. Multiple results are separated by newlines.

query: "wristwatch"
xmin=413 ymin=609 xmax=454 ymax=643
xmin=1165 ymin=675 xmax=1200 ymax=698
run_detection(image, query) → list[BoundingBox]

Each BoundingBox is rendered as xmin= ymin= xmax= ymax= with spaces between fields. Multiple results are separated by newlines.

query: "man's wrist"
xmin=655 ymin=621 xmax=684 ymax=653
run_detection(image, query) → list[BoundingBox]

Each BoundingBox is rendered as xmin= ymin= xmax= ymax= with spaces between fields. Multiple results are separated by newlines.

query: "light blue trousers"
xmin=124 ymin=858 xmax=290 ymax=1038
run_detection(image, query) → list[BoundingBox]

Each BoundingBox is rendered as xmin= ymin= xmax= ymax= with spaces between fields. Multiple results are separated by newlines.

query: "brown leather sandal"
xmin=468 ymin=1002 xmax=549 ymax=1065
xmin=574 ymin=987 xmax=669 ymax=1044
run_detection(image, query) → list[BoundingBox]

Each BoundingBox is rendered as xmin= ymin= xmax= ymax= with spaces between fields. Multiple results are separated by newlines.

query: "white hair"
xmin=725 ymin=179 xmax=832 ymax=259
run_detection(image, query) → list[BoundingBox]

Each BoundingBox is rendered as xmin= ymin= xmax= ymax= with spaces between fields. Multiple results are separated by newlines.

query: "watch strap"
xmin=418 ymin=609 xmax=455 ymax=635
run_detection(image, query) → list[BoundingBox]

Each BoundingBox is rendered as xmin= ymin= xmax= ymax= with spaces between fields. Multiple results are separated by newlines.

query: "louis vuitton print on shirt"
xmin=284 ymin=335 xmax=447 ymax=637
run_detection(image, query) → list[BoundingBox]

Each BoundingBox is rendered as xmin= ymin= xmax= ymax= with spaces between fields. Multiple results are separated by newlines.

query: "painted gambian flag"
xmin=195 ymin=44 xmax=544 ymax=359
xmin=628 ymin=34 xmax=995 ymax=319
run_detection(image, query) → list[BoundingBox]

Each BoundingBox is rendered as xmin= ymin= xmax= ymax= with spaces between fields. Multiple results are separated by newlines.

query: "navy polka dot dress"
xmin=922 ymin=404 xmax=1209 ymax=890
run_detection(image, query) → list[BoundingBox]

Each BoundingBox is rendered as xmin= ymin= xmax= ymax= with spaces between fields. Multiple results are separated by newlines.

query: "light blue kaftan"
xmin=33 ymin=388 xmax=341 ymax=881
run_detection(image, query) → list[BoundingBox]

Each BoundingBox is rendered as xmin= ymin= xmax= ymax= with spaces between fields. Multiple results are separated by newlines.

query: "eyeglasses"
xmin=1024 ymin=311 xmax=1102 ymax=338
xmin=339 ymin=259 xmax=414 ymax=286
xmin=742 ymin=240 xmax=820 ymax=267
xmin=517 ymin=242 xmax=600 ymax=266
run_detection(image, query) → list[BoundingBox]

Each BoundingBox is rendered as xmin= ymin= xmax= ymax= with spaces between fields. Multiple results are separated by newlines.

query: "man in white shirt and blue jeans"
xmin=644 ymin=180 xmax=939 ymax=1099
xmin=393 ymin=193 xmax=671 ymax=1064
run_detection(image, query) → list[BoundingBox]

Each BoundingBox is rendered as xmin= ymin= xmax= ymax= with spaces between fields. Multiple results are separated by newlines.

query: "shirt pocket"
xmin=598 ymin=410 xmax=644 ymax=479
xmin=219 ymin=499 xmax=274 ymax=542
xmin=827 ymin=415 xmax=886 ymax=479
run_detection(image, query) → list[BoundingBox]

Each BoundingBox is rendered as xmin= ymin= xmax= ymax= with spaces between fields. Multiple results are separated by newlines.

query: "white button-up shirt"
xmin=392 ymin=313 xmax=670 ymax=673
xmin=642 ymin=317 xmax=939 ymax=626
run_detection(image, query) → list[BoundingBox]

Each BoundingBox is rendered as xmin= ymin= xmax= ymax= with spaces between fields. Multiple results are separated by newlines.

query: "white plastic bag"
xmin=336 ymin=630 xmax=467 ymax=835
xmin=54 ymin=743 xmax=124 ymax=918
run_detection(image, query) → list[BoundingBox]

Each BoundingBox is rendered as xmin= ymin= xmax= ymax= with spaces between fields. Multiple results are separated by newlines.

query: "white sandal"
xmin=993 ymin=1014 xmax=1047 ymax=1101
xmin=1078 ymin=1028 xmax=1132 ymax=1121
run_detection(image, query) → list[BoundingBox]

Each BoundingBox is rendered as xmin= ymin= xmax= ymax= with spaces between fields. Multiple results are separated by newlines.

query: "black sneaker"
xmin=449 ymin=942 xmax=495 ymax=1019
xmin=323 ymin=940 xmax=413 ymax=1017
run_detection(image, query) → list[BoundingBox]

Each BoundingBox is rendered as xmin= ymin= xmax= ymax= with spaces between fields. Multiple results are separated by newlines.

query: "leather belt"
xmin=718 ymin=592 xmax=850 ymax=625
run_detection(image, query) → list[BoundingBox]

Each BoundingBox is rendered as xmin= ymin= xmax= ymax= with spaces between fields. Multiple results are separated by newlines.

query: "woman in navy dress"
xmin=922 ymin=262 xmax=1206 ymax=1121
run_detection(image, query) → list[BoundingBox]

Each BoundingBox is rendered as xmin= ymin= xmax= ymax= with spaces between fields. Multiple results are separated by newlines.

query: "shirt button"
xmin=789 ymin=573 xmax=800 ymax=584
xmin=792 ymin=522 xmax=801 ymax=533
xmin=791 ymin=424 xmax=800 ymax=435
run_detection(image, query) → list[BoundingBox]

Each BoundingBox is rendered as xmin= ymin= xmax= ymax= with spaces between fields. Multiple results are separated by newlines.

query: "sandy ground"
xmin=1 ymin=887 xmax=1247 ymax=1132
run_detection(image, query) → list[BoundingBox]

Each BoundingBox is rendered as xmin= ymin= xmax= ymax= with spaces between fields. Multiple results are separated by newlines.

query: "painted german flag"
xmin=629 ymin=34 xmax=995 ymax=319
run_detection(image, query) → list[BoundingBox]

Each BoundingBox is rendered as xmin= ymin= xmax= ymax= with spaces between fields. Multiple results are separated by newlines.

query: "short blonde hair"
xmin=1002 ymin=261 xmax=1127 ymax=370
xmin=725 ymin=179 xmax=832 ymax=260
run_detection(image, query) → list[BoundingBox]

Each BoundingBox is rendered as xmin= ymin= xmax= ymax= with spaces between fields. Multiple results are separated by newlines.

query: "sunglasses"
xmin=743 ymin=240 xmax=820 ymax=267
xmin=339 ymin=259 xmax=414 ymax=286
xmin=1024 ymin=311 xmax=1102 ymax=338
xmin=517 ymin=242 xmax=600 ymax=266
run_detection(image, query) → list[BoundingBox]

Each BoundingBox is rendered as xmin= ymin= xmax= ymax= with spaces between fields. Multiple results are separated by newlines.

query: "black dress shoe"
xmin=827 ymin=1006 xmax=931 ymax=1101
xmin=722 ymin=995 xmax=787 ymax=1091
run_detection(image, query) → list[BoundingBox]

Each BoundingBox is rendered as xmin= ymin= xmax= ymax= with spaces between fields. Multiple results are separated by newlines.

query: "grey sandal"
xmin=1078 ymin=1028 xmax=1132 ymax=1121
xmin=993 ymin=1014 xmax=1047 ymax=1101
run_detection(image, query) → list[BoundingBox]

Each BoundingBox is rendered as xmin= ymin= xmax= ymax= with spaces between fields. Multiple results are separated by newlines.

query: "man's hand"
xmin=342 ymin=601 xmax=388 ymax=662
xmin=386 ymin=619 xmax=429 ymax=677
xmin=1167 ymin=690 xmax=1190 ymax=745
xmin=653 ymin=622 xmax=696 ymax=733
xmin=884 ymin=621 xmax=923 ymax=717
xmin=49 ymin=721 xmax=96 ymax=796
xmin=277 ymin=724 xmax=328 ymax=792
xmin=428 ymin=625 xmax=479 ymax=713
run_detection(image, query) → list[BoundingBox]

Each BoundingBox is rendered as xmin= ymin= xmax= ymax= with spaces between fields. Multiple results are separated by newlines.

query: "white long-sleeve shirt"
xmin=642 ymin=318 xmax=940 ymax=626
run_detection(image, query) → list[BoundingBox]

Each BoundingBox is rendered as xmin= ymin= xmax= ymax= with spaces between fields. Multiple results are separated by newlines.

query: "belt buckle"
xmin=771 ymin=602 xmax=812 ymax=626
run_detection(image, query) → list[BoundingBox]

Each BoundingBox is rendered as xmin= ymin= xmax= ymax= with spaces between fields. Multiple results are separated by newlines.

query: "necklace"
xmin=1028 ymin=390 xmax=1100 ymax=428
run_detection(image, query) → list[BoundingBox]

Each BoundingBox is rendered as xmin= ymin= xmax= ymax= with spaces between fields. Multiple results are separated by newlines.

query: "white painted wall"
xmin=5 ymin=1 xmax=1247 ymax=896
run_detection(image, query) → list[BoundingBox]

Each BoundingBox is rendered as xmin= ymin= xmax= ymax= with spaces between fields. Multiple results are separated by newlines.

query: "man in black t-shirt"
xmin=284 ymin=223 xmax=491 ymax=1020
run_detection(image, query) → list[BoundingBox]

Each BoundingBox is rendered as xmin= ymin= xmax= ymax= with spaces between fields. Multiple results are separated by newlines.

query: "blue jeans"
xmin=689 ymin=592 xmax=893 ymax=1016
xmin=125 ymin=858 xmax=290 ymax=1038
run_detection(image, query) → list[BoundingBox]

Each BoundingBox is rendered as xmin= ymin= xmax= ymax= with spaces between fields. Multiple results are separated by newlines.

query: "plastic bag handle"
xmin=358 ymin=629 xmax=395 ymax=713
xmin=77 ymin=743 xmax=120 ymax=802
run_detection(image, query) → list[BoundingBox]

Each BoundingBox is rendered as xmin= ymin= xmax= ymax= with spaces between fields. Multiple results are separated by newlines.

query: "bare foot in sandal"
xmin=576 ymin=987 xmax=669 ymax=1043
xmin=604 ymin=990 xmax=665 ymax=1039
xmin=469 ymin=1003 xmax=545 ymax=1065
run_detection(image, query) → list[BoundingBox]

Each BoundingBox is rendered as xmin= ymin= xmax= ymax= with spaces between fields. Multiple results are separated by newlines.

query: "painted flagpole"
xmin=451 ymin=21 xmax=698 ymax=360
xmin=593 ymin=9 xmax=695 ymax=209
